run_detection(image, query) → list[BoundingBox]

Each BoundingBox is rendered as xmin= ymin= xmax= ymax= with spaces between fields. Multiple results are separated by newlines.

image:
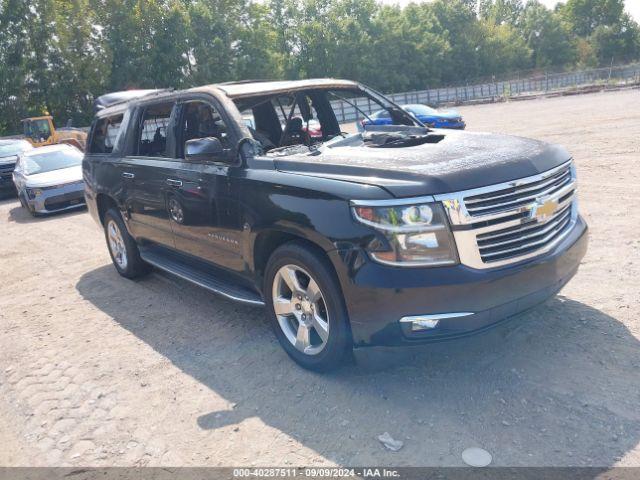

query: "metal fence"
xmin=332 ymin=63 xmax=640 ymax=123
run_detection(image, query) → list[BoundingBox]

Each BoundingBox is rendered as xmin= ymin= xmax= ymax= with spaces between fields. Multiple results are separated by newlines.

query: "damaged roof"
xmin=93 ymin=89 xmax=167 ymax=112
xmin=212 ymin=78 xmax=359 ymax=98
xmin=94 ymin=78 xmax=361 ymax=116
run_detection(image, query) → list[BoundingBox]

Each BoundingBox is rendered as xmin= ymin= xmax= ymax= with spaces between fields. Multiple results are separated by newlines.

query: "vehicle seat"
xmin=151 ymin=127 xmax=166 ymax=155
xmin=281 ymin=117 xmax=310 ymax=146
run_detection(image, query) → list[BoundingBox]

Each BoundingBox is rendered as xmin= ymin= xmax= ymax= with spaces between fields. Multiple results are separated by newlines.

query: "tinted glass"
xmin=22 ymin=148 xmax=83 ymax=175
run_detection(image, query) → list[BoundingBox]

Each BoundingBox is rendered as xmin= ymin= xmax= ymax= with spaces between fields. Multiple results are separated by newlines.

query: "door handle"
xmin=166 ymin=179 xmax=183 ymax=187
xmin=121 ymin=172 xmax=135 ymax=179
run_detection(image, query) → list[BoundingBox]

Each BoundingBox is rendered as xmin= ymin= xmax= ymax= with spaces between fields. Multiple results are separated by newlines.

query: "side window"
xmin=89 ymin=114 xmax=123 ymax=154
xmin=137 ymin=103 xmax=174 ymax=157
xmin=180 ymin=101 xmax=230 ymax=158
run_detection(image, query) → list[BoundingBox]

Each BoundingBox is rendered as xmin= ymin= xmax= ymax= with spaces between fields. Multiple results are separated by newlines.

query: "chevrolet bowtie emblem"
xmin=530 ymin=198 xmax=558 ymax=221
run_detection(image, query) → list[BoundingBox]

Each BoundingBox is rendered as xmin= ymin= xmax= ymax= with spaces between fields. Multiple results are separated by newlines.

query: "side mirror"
xmin=185 ymin=137 xmax=227 ymax=163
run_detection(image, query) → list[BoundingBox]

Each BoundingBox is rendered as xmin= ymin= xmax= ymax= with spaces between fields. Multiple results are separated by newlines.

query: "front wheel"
xmin=103 ymin=208 xmax=150 ymax=279
xmin=264 ymin=242 xmax=352 ymax=372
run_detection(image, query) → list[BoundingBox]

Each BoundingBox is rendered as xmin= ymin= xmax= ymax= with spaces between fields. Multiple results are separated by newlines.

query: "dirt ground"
xmin=0 ymin=89 xmax=639 ymax=468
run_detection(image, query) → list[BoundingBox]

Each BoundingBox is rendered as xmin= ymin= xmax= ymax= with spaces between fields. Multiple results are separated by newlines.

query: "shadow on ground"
xmin=76 ymin=265 xmax=640 ymax=466
xmin=6 ymin=202 xmax=87 ymax=224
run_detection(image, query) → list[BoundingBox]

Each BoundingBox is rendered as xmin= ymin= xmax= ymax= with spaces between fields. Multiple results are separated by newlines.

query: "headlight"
xmin=352 ymin=201 xmax=458 ymax=266
xmin=25 ymin=188 xmax=42 ymax=199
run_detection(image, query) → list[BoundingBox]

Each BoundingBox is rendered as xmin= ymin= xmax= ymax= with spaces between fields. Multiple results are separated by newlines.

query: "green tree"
xmin=52 ymin=0 xmax=110 ymax=125
xmin=186 ymin=0 xmax=243 ymax=85
xmin=480 ymin=0 xmax=524 ymax=26
xmin=96 ymin=0 xmax=144 ymax=90
xmin=424 ymin=0 xmax=485 ymax=82
xmin=589 ymin=13 xmax=640 ymax=63
xmin=1 ymin=0 xmax=640 ymax=137
xmin=478 ymin=22 xmax=532 ymax=76
xmin=560 ymin=0 xmax=624 ymax=36
xmin=369 ymin=3 xmax=449 ymax=91
xmin=519 ymin=0 xmax=575 ymax=68
xmin=0 ymin=0 xmax=33 ymax=133
xmin=234 ymin=2 xmax=282 ymax=80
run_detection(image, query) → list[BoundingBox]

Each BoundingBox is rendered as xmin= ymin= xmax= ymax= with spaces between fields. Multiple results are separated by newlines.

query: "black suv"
xmin=83 ymin=79 xmax=588 ymax=371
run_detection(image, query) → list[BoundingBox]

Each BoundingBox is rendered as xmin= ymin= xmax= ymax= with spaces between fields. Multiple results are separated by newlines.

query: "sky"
xmin=377 ymin=0 xmax=640 ymax=22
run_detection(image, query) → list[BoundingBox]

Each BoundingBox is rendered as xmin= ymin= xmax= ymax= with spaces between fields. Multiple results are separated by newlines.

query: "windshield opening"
xmin=22 ymin=148 xmax=83 ymax=175
xmin=234 ymin=87 xmax=420 ymax=153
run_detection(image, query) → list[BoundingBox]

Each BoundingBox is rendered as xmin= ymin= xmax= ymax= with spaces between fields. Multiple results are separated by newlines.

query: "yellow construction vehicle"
xmin=21 ymin=115 xmax=88 ymax=151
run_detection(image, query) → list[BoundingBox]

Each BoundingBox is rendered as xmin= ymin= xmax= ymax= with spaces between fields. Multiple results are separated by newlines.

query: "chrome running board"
xmin=140 ymin=247 xmax=265 ymax=307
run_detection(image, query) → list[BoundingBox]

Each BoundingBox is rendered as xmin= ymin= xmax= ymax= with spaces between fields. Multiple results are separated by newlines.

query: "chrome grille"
xmin=436 ymin=160 xmax=578 ymax=269
xmin=477 ymin=204 xmax=572 ymax=263
xmin=0 ymin=162 xmax=16 ymax=178
xmin=464 ymin=163 xmax=572 ymax=217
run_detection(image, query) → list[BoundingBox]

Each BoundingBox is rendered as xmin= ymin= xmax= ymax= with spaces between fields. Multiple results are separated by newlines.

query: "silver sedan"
xmin=12 ymin=144 xmax=86 ymax=216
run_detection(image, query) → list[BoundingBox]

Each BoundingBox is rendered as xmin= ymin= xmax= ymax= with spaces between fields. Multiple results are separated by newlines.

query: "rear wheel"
xmin=103 ymin=208 xmax=150 ymax=279
xmin=265 ymin=242 xmax=352 ymax=371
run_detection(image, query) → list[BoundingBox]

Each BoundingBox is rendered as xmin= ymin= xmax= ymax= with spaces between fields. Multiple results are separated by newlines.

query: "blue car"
xmin=363 ymin=103 xmax=466 ymax=130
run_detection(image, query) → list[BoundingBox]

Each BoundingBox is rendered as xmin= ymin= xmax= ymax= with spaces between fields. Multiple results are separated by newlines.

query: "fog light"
xmin=400 ymin=312 xmax=474 ymax=332
xmin=411 ymin=317 xmax=440 ymax=331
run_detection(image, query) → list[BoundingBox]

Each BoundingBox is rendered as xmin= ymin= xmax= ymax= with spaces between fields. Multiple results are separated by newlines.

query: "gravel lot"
xmin=1 ymin=89 xmax=639 ymax=468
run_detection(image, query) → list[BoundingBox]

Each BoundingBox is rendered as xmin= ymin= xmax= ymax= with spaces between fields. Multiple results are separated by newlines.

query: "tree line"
xmin=1 ymin=0 xmax=639 ymax=135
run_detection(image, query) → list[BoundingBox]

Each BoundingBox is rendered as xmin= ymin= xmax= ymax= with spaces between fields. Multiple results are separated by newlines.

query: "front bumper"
xmin=330 ymin=215 xmax=588 ymax=347
xmin=435 ymin=121 xmax=466 ymax=130
xmin=0 ymin=170 xmax=17 ymax=194
xmin=24 ymin=183 xmax=86 ymax=214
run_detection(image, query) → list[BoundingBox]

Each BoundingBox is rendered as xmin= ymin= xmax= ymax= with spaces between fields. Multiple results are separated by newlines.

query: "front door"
xmin=165 ymin=99 xmax=244 ymax=272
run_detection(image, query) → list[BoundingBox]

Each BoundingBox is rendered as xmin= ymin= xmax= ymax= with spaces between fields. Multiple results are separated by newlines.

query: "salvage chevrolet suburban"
xmin=83 ymin=79 xmax=588 ymax=371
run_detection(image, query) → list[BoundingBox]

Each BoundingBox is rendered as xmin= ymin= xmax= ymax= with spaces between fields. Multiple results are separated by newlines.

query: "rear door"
xmin=163 ymin=97 xmax=245 ymax=272
xmin=83 ymin=110 xmax=127 ymax=223
xmin=121 ymin=101 xmax=178 ymax=248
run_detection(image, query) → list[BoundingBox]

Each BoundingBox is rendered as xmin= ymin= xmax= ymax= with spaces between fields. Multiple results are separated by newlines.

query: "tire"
xmin=264 ymin=241 xmax=352 ymax=372
xmin=103 ymin=208 xmax=150 ymax=279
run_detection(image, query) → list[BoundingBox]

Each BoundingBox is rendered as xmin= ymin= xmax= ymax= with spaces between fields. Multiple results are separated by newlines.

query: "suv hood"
xmin=272 ymin=129 xmax=571 ymax=198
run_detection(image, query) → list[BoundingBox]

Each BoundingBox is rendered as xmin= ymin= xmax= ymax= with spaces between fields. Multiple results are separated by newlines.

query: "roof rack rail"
xmin=93 ymin=88 xmax=174 ymax=112
xmin=216 ymin=79 xmax=273 ymax=86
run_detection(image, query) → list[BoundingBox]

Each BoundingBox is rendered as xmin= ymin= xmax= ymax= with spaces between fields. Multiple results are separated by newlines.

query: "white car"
xmin=12 ymin=144 xmax=86 ymax=216
xmin=0 ymin=139 xmax=33 ymax=196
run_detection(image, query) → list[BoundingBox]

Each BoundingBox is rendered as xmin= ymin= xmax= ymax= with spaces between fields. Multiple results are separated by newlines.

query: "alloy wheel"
xmin=272 ymin=264 xmax=330 ymax=355
xmin=107 ymin=219 xmax=128 ymax=270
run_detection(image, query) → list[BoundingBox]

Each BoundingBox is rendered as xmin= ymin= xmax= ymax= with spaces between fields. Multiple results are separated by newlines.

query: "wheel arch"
xmin=96 ymin=193 xmax=119 ymax=226
xmin=257 ymin=230 xmax=355 ymax=361
xmin=252 ymin=228 xmax=337 ymax=287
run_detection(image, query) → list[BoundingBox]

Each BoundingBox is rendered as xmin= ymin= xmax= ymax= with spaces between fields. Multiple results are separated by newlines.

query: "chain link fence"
xmin=333 ymin=63 xmax=640 ymax=123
